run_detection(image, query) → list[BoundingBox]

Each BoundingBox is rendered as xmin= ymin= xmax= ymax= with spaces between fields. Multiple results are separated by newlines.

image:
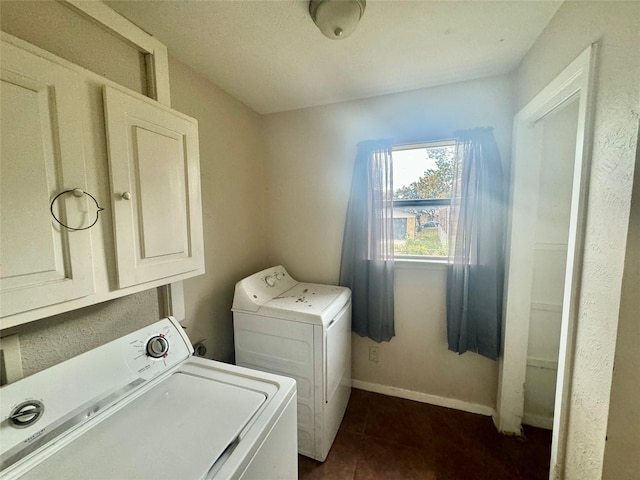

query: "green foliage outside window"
xmin=394 ymin=228 xmax=448 ymax=257
xmin=392 ymin=145 xmax=454 ymax=257
xmin=393 ymin=146 xmax=455 ymax=200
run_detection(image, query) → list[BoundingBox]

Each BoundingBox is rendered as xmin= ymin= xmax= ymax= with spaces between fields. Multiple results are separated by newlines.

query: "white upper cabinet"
xmin=0 ymin=34 xmax=205 ymax=328
xmin=103 ymin=86 xmax=204 ymax=288
xmin=0 ymin=41 xmax=95 ymax=317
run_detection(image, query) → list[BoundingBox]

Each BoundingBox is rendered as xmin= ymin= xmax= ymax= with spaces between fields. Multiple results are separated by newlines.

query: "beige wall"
xmin=515 ymin=2 xmax=640 ymax=478
xmin=4 ymin=290 xmax=160 ymax=379
xmin=602 ymin=131 xmax=640 ymax=480
xmin=169 ymin=57 xmax=267 ymax=363
xmin=263 ymin=75 xmax=514 ymax=409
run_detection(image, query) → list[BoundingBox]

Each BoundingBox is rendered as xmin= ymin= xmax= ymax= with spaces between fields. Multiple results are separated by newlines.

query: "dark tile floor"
xmin=299 ymin=389 xmax=552 ymax=480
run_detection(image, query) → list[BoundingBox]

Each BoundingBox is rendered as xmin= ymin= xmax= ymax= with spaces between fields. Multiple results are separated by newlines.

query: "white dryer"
xmin=232 ymin=265 xmax=351 ymax=462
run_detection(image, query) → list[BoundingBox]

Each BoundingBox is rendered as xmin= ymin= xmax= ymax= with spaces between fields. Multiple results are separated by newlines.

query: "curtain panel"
xmin=447 ymin=128 xmax=506 ymax=360
xmin=339 ymin=140 xmax=395 ymax=343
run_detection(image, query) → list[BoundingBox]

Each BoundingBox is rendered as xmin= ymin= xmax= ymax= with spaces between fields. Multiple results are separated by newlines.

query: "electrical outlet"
xmin=369 ymin=346 xmax=379 ymax=362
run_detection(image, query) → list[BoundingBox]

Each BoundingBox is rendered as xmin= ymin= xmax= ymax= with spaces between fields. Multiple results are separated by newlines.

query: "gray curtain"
xmin=446 ymin=128 xmax=505 ymax=360
xmin=339 ymin=140 xmax=395 ymax=343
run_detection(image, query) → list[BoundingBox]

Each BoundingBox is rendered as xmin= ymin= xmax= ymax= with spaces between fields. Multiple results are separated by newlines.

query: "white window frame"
xmin=392 ymin=140 xmax=455 ymax=264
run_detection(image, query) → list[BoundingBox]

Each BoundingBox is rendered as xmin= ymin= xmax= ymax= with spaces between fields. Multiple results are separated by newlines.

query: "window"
xmin=392 ymin=141 xmax=455 ymax=258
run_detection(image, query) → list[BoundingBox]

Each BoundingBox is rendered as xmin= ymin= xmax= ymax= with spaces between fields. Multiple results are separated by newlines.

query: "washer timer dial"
xmin=145 ymin=335 xmax=169 ymax=358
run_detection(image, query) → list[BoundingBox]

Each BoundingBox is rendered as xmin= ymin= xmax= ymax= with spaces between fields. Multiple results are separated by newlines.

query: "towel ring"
xmin=50 ymin=189 xmax=104 ymax=231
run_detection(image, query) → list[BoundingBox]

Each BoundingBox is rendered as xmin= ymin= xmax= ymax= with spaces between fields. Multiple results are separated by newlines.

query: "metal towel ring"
xmin=50 ymin=189 xmax=104 ymax=231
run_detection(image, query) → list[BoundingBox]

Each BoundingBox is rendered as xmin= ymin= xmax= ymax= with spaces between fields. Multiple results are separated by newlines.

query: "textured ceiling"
xmin=106 ymin=0 xmax=562 ymax=114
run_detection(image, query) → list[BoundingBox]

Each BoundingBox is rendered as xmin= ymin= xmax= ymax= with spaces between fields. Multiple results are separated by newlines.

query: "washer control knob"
xmin=146 ymin=335 xmax=169 ymax=358
xmin=265 ymin=275 xmax=276 ymax=287
xmin=9 ymin=400 xmax=45 ymax=428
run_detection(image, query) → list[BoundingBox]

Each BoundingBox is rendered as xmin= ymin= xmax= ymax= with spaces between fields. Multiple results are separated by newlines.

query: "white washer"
xmin=232 ymin=265 xmax=351 ymax=462
xmin=0 ymin=317 xmax=297 ymax=480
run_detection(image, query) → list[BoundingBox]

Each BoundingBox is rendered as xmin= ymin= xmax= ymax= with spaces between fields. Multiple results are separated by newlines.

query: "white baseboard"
xmin=522 ymin=412 xmax=554 ymax=430
xmin=351 ymin=379 xmax=496 ymax=417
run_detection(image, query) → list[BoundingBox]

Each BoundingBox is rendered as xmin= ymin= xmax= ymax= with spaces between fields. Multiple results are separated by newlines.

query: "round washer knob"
xmin=146 ymin=335 xmax=169 ymax=358
xmin=265 ymin=275 xmax=276 ymax=287
xmin=9 ymin=400 xmax=45 ymax=429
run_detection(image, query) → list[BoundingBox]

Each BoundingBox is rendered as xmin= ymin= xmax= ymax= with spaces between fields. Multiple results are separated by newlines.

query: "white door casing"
xmin=496 ymin=44 xmax=597 ymax=480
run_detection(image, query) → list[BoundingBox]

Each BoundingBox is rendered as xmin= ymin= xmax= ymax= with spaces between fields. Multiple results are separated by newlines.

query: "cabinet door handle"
xmin=50 ymin=189 xmax=104 ymax=231
xmin=121 ymin=192 xmax=132 ymax=200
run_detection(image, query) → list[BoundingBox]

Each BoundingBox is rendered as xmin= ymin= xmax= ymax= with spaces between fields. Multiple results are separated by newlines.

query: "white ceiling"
xmin=106 ymin=0 xmax=562 ymax=115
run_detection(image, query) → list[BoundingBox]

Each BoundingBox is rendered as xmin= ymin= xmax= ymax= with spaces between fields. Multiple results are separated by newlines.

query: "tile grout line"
xmin=351 ymin=391 xmax=373 ymax=479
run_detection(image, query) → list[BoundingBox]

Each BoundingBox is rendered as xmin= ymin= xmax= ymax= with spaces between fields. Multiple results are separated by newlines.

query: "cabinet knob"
xmin=121 ymin=192 xmax=132 ymax=200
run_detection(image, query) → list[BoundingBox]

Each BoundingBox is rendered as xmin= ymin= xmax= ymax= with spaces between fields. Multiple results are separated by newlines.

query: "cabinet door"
xmin=0 ymin=41 xmax=95 ymax=318
xmin=103 ymin=86 xmax=204 ymax=288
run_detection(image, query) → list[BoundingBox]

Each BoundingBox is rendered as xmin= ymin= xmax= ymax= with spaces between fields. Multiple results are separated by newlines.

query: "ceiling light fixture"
xmin=309 ymin=0 xmax=366 ymax=40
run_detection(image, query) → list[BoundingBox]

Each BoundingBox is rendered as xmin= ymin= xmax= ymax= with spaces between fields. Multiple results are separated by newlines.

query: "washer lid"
xmin=21 ymin=372 xmax=266 ymax=480
xmin=259 ymin=283 xmax=351 ymax=325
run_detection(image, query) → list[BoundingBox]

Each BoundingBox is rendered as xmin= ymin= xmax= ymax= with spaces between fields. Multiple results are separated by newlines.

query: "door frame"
xmin=496 ymin=44 xmax=597 ymax=478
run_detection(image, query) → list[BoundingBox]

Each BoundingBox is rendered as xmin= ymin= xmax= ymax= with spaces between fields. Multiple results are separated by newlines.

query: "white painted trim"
xmin=496 ymin=43 xmax=597 ymax=480
xmin=394 ymin=258 xmax=448 ymax=270
xmin=60 ymin=0 xmax=157 ymax=52
xmin=496 ymin=106 xmax=544 ymax=436
xmin=527 ymin=357 xmax=559 ymax=370
xmin=58 ymin=1 xmax=171 ymax=106
xmin=530 ymin=302 xmax=563 ymax=313
xmin=0 ymin=335 xmax=23 ymax=384
xmin=1 ymin=32 xmax=116 ymax=90
xmin=550 ymin=43 xmax=597 ymax=480
xmin=515 ymin=49 xmax=587 ymax=124
xmin=523 ymin=413 xmax=554 ymax=430
xmin=351 ymin=380 xmax=496 ymax=417
xmin=1 ymin=268 xmax=201 ymax=331
xmin=144 ymin=42 xmax=171 ymax=106
xmin=393 ymin=139 xmax=456 ymax=151
xmin=159 ymin=282 xmax=186 ymax=322
xmin=534 ymin=242 xmax=568 ymax=251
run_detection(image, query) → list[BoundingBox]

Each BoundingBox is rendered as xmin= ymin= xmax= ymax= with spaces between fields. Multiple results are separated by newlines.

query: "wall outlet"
xmin=369 ymin=346 xmax=379 ymax=362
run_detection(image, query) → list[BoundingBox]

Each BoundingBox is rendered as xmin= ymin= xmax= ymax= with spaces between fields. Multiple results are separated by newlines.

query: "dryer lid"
xmin=259 ymin=283 xmax=351 ymax=325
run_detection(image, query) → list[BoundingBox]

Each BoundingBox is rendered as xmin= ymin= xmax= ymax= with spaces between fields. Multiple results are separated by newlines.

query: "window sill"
xmin=394 ymin=257 xmax=448 ymax=270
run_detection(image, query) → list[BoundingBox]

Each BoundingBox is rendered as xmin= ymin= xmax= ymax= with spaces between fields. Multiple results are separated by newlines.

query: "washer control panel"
xmin=127 ymin=320 xmax=191 ymax=377
xmin=0 ymin=318 xmax=192 ymax=461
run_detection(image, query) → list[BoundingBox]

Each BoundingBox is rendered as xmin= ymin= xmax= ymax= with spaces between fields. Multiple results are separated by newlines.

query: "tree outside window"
xmin=392 ymin=143 xmax=455 ymax=257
